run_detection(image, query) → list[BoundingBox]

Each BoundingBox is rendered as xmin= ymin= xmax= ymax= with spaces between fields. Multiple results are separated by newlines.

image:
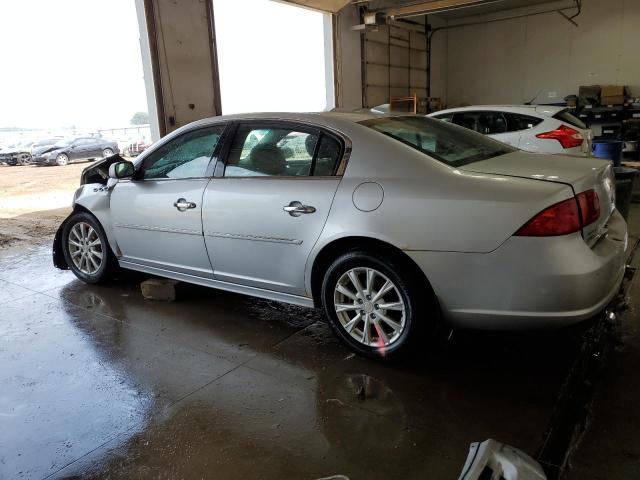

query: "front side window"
xmin=360 ymin=116 xmax=515 ymax=167
xmin=141 ymin=126 xmax=225 ymax=180
xmin=432 ymin=113 xmax=454 ymax=123
xmin=224 ymin=124 xmax=342 ymax=177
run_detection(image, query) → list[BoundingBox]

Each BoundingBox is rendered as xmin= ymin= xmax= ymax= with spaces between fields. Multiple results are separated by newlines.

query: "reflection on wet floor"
xmin=0 ymin=245 xmax=587 ymax=479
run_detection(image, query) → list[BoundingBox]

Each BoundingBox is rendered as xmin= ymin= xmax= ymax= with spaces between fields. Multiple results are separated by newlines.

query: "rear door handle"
xmin=283 ymin=201 xmax=316 ymax=217
xmin=174 ymin=198 xmax=197 ymax=211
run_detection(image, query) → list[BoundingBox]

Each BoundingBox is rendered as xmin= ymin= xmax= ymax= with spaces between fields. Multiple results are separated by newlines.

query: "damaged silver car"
xmin=53 ymin=112 xmax=627 ymax=358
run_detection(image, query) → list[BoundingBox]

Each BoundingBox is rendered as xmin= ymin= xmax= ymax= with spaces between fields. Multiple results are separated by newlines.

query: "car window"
xmin=141 ymin=126 xmax=225 ymax=180
xmin=314 ymin=135 xmax=342 ymax=176
xmin=360 ymin=116 xmax=515 ymax=167
xmin=506 ymin=113 xmax=543 ymax=131
xmin=225 ymin=125 xmax=319 ymax=177
xmin=432 ymin=113 xmax=454 ymax=123
xmin=452 ymin=111 xmax=507 ymax=134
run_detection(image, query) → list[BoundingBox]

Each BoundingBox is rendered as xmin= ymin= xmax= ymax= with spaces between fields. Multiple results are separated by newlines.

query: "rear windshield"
xmin=359 ymin=116 xmax=515 ymax=167
xmin=553 ymin=109 xmax=587 ymax=130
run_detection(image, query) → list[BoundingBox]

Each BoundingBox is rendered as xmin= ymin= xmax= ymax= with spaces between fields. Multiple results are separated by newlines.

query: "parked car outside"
xmin=122 ymin=138 xmax=151 ymax=157
xmin=0 ymin=140 xmax=34 ymax=166
xmin=52 ymin=112 xmax=626 ymax=359
xmin=428 ymin=105 xmax=592 ymax=155
xmin=30 ymin=137 xmax=64 ymax=154
xmin=31 ymin=137 xmax=119 ymax=166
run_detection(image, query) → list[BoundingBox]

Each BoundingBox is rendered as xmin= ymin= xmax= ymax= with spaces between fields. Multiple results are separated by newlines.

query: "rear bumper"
xmin=407 ymin=209 xmax=628 ymax=330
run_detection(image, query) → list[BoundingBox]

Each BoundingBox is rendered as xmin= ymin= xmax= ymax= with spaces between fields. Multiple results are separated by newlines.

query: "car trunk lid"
xmin=460 ymin=151 xmax=616 ymax=245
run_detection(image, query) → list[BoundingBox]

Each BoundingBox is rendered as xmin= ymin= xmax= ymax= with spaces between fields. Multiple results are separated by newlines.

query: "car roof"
xmin=429 ymin=105 xmax=566 ymax=117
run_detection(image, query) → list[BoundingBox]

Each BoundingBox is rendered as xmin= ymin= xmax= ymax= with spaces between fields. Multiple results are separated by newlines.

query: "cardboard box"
xmin=601 ymin=85 xmax=626 ymax=105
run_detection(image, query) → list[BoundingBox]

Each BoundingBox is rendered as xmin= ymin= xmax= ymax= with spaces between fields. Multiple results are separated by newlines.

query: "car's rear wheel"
xmin=18 ymin=154 xmax=32 ymax=166
xmin=56 ymin=153 xmax=69 ymax=166
xmin=102 ymin=148 xmax=114 ymax=157
xmin=62 ymin=212 xmax=117 ymax=284
xmin=321 ymin=250 xmax=430 ymax=359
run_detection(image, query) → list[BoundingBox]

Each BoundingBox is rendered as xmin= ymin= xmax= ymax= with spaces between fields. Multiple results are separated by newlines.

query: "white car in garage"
xmin=428 ymin=105 xmax=592 ymax=155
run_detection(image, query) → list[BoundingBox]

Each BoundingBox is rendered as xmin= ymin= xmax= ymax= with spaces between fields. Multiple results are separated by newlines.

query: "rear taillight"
xmin=515 ymin=189 xmax=600 ymax=237
xmin=536 ymin=125 xmax=584 ymax=149
xmin=576 ymin=190 xmax=600 ymax=226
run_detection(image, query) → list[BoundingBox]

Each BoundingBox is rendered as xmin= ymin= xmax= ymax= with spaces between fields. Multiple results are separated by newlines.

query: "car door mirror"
xmin=109 ymin=160 xmax=135 ymax=179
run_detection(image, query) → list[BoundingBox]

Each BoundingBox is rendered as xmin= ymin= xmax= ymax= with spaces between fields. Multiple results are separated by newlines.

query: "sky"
xmin=0 ymin=0 xmax=148 ymax=130
xmin=213 ymin=0 xmax=329 ymax=114
xmin=0 ymin=0 xmax=329 ymax=131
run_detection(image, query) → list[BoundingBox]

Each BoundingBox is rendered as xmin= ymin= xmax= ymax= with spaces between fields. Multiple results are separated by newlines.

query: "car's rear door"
xmin=452 ymin=111 xmax=519 ymax=146
xmin=110 ymin=125 xmax=226 ymax=278
xmin=201 ymin=121 xmax=345 ymax=296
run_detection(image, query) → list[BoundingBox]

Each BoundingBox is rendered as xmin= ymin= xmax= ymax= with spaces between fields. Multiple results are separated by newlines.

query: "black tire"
xmin=321 ymin=250 xmax=433 ymax=359
xmin=62 ymin=212 xmax=118 ymax=284
xmin=102 ymin=148 xmax=114 ymax=158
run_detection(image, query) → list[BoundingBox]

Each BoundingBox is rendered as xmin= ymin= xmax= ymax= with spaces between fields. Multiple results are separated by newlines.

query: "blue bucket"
xmin=592 ymin=139 xmax=623 ymax=166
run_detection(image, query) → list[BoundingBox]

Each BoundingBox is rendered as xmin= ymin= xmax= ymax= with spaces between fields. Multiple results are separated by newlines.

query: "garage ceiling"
xmin=277 ymin=0 xmax=564 ymax=18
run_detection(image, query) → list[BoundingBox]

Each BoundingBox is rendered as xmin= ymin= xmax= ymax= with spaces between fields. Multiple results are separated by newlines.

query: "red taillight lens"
xmin=515 ymin=197 xmax=581 ymax=236
xmin=536 ymin=125 xmax=583 ymax=149
xmin=516 ymin=189 xmax=600 ymax=236
xmin=576 ymin=189 xmax=600 ymax=226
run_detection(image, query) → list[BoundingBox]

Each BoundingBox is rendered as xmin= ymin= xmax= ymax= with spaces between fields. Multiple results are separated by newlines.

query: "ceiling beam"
xmin=384 ymin=0 xmax=504 ymax=19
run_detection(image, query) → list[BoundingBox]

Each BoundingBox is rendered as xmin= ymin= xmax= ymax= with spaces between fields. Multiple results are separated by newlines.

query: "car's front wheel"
xmin=321 ymin=250 xmax=431 ymax=359
xmin=62 ymin=212 xmax=117 ymax=284
xmin=102 ymin=148 xmax=114 ymax=158
xmin=56 ymin=153 xmax=69 ymax=166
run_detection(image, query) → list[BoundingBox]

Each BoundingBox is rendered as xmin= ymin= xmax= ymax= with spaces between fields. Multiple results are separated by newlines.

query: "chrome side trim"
xmin=118 ymin=260 xmax=314 ymax=308
xmin=204 ymin=231 xmax=303 ymax=245
xmin=113 ymin=223 xmax=202 ymax=236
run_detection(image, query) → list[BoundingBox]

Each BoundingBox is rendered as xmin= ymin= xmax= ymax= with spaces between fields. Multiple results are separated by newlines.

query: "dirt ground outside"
xmin=0 ymin=163 xmax=89 ymax=254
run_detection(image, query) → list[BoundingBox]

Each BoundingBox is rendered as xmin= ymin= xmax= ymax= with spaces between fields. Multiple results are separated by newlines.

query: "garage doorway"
xmin=212 ymin=0 xmax=334 ymax=114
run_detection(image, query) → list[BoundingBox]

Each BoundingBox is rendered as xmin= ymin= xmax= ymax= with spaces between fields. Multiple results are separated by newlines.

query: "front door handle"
xmin=174 ymin=198 xmax=197 ymax=212
xmin=283 ymin=201 xmax=316 ymax=217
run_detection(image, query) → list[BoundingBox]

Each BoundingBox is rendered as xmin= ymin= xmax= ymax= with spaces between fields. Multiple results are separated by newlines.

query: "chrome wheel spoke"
xmin=361 ymin=315 xmax=370 ymax=344
xmin=344 ymin=313 xmax=361 ymax=333
xmin=365 ymin=268 xmax=375 ymax=295
xmin=377 ymin=312 xmax=402 ymax=332
xmin=372 ymin=280 xmax=393 ymax=303
xmin=335 ymin=303 xmax=360 ymax=313
xmin=378 ymin=302 xmax=404 ymax=311
xmin=347 ymin=270 xmax=365 ymax=297
xmin=336 ymin=284 xmax=358 ymax=302
xmin=373 ymin=321 xmax=389 ymax=345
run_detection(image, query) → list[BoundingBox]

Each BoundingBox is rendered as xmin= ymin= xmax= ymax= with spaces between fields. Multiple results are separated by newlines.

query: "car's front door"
xmin=201 ymin=122 xmax=345 ymax=296
xmin=69 ymin=139 xmax=92 ymax=162
xmin=110 ymin=125 xmax=226 ymax=277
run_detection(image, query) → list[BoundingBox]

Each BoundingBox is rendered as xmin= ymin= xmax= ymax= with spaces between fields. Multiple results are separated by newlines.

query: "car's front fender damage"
xmin=53 ymin=155 xmax=123 ymax=270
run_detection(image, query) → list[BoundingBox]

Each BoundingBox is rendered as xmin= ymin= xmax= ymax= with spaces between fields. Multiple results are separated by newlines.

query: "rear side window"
xmin=452 ymin=111 xmax=507 ymax=135
xmin=553 ymin=109 xmax=587 ymax=130
xmin=225 ymin=124 xmax=342 ymax=177
xmin=360 ymin=116 xmax=515 ymax=167
xmin=506 ymin=113 xmax=543 ymax=131
xmin=431 ymin=113 xmax=454 ymax=123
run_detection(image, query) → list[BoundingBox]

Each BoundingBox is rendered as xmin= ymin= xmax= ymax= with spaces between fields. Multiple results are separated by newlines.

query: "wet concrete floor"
xmin=0 ymin=235 xmax=628 ymax=479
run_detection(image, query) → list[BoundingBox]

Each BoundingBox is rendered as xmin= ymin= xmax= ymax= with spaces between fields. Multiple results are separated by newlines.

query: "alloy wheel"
xmin=68 ymin=222 xmax=103 ymax=275
xmin=103 ymin=148 xmax=114 ymax=157
xmin=57 ymin=154 xmax=69 ymax=166
xmin=333 ymin=267 xmax=406 ymax=348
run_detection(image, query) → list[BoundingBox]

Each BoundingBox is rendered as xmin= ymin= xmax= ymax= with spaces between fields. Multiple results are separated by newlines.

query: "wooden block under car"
xmin=140 ymin=278 xmax=179 ymax=301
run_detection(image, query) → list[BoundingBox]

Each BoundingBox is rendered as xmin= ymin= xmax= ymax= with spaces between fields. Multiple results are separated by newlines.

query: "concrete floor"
xmin=0 ymin=209 xmax=638 ymax=479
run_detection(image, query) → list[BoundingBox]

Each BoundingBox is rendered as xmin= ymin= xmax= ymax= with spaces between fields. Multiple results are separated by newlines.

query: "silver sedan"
xmin=53 ymin=112 xmax=627 ymax=358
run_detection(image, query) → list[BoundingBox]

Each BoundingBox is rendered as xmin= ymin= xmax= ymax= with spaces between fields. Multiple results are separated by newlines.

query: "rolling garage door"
xmin=362 ymin=21 xmax=428 ymax=108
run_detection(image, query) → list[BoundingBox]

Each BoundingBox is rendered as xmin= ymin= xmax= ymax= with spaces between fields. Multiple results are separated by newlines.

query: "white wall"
xmin=431 ymin=0 xmax=640 ymax=107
